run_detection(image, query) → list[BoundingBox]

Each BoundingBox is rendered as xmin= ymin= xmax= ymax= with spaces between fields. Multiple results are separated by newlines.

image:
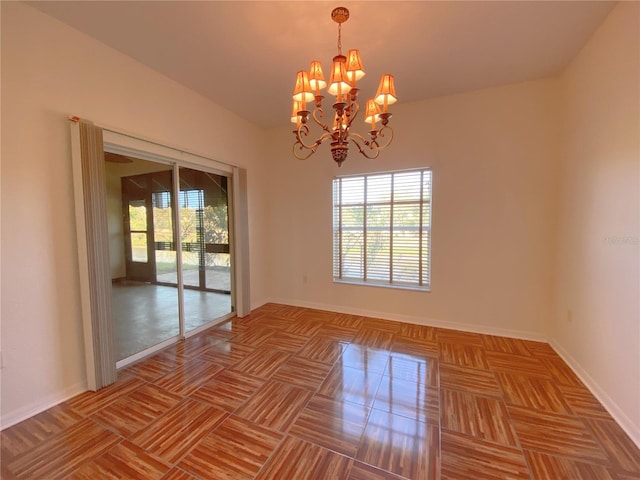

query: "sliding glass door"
xmin=105 ymin=154 xmax=233 ymax=363
xmin=179 ymin=167 xmax=232 ymax=333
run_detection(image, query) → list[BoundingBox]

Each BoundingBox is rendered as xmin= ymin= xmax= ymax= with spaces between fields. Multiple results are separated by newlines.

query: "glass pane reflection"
xmin=179 ymin=167 xmax=232 ymax=332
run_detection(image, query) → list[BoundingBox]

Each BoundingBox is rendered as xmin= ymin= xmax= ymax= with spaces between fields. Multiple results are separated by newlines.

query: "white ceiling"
xmin=30 ymin=1 xmax=616 ymax=128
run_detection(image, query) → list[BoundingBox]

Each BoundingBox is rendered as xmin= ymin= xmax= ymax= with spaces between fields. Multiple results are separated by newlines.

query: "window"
xmin=332 ymin=168 xmax=432 ymax=290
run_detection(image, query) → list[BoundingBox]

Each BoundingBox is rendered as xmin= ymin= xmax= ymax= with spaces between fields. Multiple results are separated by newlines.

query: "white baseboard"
xmin=266 ymin=297 xmax=548 ymax=342
xmin=549 ymin=338 xmax=640 ymax=449
xmin=0 ymin=382 xmax=86 ymax=431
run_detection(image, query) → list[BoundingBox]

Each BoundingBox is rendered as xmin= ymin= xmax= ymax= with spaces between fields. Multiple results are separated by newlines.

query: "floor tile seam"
xmin=312 ymin=332 xmax=353 ymax=343
xmin=378 ymin=368 xmax=439 ymax=398
xmin=447 ymin=372 xmax=529 ymax=464
xmin=206 ymin=363 xmax=243 ymax=381
xmin=437 ymin=356 xmax=493 ymax=373
xmin=3 ymin=416 xmax=124 ymax=476
xmin=187 ymin=378 xmax=268 ymax=420
xmin=483 ymin=347 xmax=536 ymax=358
xmin=156 ymin=370 xmax=224 ymax=398
xmin=249 ymin=432 xmax=299 ymax=480
xmin=270 ymin=364 xmax=331 ymax=393
xmin=286 ymin=426 xmax=363 ymax=461
xmin=133 ymin=395 xmax=223 ymax=445
xmin=496 ymin=372 xmax=575 ymax=406
xmin=15 ymin=421 xmax=124 ymax=478
xmin=389 ymin=335 xmax=440 ymax=349
xmin=368 ymin=403 xmax=441 ymax=431
xmin=157 ymin=354 xmax=222 ymax=374
xmin=581 ymin=416 xmax=640 ymax=473
xmin=441 ymin=424 xmax=533 ymax=480
xmin=125 ymin=369 xmax=171 ymax=384
xmin=0 ymin=409 xmax=89 ymax=459
xmin=503 ymin=403 xmax=617 ymax=473
xmin=260 ymin=343 xmax=307 ymax=356
xmin=462 ymin=397 xmax=531 ymax=454
xmin=291 ymin=347 xmax=348 ymax=367
xmin=515 ymin=441 xmax=615 ymax=470
xmin=125 ymin=379 xmax=188 ymax=402
xmin=108 ymin=436 xmax=178 ymax=475
xmin=181 ymin=335 xmax=231 ymax=355
xmin=88 ymin=408 xmax=148 ymax=440
xmin=210 ymin=388 xmax=259 ymax=419
xmin=165 ymin=410 xmax=232 ymax=471
xmin=566 ymin=407 xmax=620 ymax=422
xmin=179 ymin=342 xmax=235 ymax=361
xmin=169 ymin=465 xmax=208 ymax=480
xmin=521 ymin=447 xmax=624 ymax=475
xmin=493 ymin=370 xmax=569 ymax=410
xmin=518 ymin=442 xmax=537 ymax=480
xmin=187 ymin=379 xmax=261 ymax=417
xmin=354 ymin=418 xmax=439 ymax=480
xmin=505 ymin=401 xmax=609 ymax=429
xmin=65 ymin=378 xmax=151 ymax=418
xmin=51 ymin=433 xmax=128 ymax=479
xmin=361 ymin=362 xmax=385 ymax=409
xmin=351 ymin=461 xmax=413 ymax=480
xmin=439 ymin=384 xmax=506 ymax=404
xmin=232 ymin=348 xmax=295 ymax=377
xmin=394 ymin=332 xmax=437 ymax=343
xmin=276 ymin=386 xmax=316 ymax=436
xmin=500 ymin=396 xmax=575 ymax=416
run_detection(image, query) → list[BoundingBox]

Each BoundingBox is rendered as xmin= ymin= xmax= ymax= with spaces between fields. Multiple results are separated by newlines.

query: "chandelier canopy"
xmin=291 ymin=6 xmax=397 ymax=167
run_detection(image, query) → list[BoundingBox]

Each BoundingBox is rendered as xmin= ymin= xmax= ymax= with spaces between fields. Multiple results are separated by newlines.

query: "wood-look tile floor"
xmin=3 ymin=304 xmax=640 ymax=479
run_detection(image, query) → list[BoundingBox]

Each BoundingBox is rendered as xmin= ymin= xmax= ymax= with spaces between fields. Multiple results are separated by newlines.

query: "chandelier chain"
xmin=337 ymin=23 xmax=342 ymax=55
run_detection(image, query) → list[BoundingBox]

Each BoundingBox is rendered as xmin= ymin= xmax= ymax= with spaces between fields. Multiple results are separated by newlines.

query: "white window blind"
xmin=333 ymin=168 xmax=432 ymax=290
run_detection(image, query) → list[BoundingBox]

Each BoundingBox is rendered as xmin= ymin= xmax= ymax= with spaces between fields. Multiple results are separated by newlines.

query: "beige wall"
xmin=105 ymin=168 xmax=126 ymax=279
xmin=552 ymin=2 xmax=640 ymax=444
xmin=0 ymin=2 xmax=269 ymax=424
xmin=266 ymin=78 xmax=561 ymax=339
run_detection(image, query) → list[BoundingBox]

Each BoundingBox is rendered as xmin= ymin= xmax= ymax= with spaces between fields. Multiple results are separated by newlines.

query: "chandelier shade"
xmin=327 ymin=55 xmax=352 ymax=98
xmin=364 ymin=99 xmax=382 ymax=126
xmin=292 ymin=71 xmax=314 ymax=104
xmin=346 ymin=49 xmax=365 ymax=84
xmin=291 ymin=100 xmax=302 ymax=125
xmin=290 ymin=6 xmax=397 ymax=166
xmin=308 ymin=60 xmax=327 ymax=93
xmin=374 ymin=74 xmax=397 ymax=111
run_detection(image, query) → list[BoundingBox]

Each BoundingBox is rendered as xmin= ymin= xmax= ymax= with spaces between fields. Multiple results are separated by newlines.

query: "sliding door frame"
xmin=103 ymin=133 xmax=242 ymax=367
xmin=73 ymin=122 xmax=250 ymax=382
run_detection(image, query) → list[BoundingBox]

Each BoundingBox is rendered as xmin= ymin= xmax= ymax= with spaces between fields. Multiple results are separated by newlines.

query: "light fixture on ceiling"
xmin=291 ymin=6 xmax=397 ymax=167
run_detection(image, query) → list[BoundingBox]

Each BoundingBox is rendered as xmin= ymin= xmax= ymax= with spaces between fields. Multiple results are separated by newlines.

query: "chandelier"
xmin=291 ymin=6 xmax=397 ymax=167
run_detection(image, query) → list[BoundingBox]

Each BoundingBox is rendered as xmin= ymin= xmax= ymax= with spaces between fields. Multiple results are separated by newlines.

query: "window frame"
xmin=332 ymin=168 xmax=432 ymax=291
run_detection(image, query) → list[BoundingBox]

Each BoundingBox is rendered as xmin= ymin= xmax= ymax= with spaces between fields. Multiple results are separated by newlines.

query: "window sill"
xmin=333 ymin=279 xmax=431 ymax=292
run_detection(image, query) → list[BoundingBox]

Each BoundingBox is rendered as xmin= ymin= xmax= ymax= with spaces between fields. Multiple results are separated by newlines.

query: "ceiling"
xmin=30 ymin=1 xmax=615 ymax=128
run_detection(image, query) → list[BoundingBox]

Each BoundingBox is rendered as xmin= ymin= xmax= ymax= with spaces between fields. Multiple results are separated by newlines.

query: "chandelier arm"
xmin=311 ymin=107 xmax=331 ymax=133
xmin=348 ymin=133 xmax=381 ymax=160
xmin=345 ymin=99 xmax=361 ymax=130
xmin=375 ymin=125 xmax=394 ymax=150
xmin=292 ymin=142 xmax=318 ymax=160
xmin=293 ymin=125 xmax=334 ymax=155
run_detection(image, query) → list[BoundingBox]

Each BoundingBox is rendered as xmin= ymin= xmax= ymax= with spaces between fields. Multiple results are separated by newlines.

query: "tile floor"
xmin=112 ymin=283 xmax=231 ymax=360
xmin=2 ymin=303 xmax=640 ymax=479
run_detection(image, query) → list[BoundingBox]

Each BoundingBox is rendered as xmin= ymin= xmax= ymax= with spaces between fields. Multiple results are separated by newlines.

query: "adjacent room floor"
xmin=2 ymin=303 xmax=639 ymax=479
xmin=112 ymin=283 xmax=232 ymax=360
